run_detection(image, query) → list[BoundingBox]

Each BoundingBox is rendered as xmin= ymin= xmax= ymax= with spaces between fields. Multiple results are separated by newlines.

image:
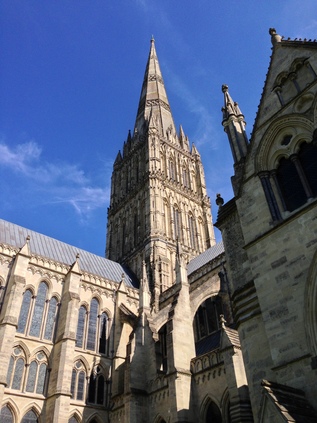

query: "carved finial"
xmin=151 ymin=35 xmax=155 ymax=43
xmin=220 ymin=314 xmax=226 ymax=328
xmin=222 ymin=84 xmax=229 ymax=93
xmin=216 ymin=193 xmax=224 ymax=207
xmin=269 ymin=28 xmax=282 ymax=45
xmin=76 ymin=253 xmax=80 ymax=260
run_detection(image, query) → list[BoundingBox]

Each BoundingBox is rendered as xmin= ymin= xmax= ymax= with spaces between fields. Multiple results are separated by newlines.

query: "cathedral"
xmin=0 ymin=28 xmax=317 ymax=423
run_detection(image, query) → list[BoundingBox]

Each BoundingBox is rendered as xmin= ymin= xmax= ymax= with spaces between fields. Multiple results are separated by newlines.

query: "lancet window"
xmin=88 ymin=366 xmax=105 ymax=405
xmin=0 ymin=279 xmax=5 ymax=312
xmin=76 ymin=299 xmax=109 ymax=354
xmin=261 ymin=134 xmax=317 ymax=218
xmin=188 ymin=214 xmax=197 ymax=250
xmin=0 ymin=405 xmax=14 ymax=423
xmin=21 ymin=410 xmax=38 ymax=423
xmin=71 ymin=360 xmax=86 ymax=401
xmin=194 ymin=296 xmax=224 ymax=342
xmin=173 ymin=207 xmax=182 ymax=241
xmin=25 ymin=352 xmax=48 ymax=395
xmin=7 ymin=347 xmax=26 ymax=391
xmin=17 ymin=282 xmax=58 ymax=341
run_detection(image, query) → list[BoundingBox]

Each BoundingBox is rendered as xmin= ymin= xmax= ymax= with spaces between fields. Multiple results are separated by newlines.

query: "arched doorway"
xmin=205 ymin=401 xmax=222 ymax=423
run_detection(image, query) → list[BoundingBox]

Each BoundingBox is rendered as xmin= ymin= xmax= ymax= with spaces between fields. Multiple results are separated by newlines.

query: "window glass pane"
xmin=87 ymin=299 xmax=98 ymax=351
xmin=76 ymin=306 xmax=86 ymax=348
xmin=205 ymin=298 xmax=218 ymax=333
xmin=36 ymin=363 xmax=47 ymax=394
xmin=77 ymin=371 xmax=85 ymax=401
xmin=17 ymin=290 xmax=32 ymax=333
xmin=44 ymin=297 xmax=57 ymax=341
xmin=7 ymin=356 xmax=14 ymax=387
xmin=299 ymin=142 xmax=317 ymax=196
xmin=277 ymin=157 xmax=307 ymax=211
xmin=0 ymin=405 xmax=14 ymax=423
xmin=69 ymin=417 xmax=79 ymax=423
xmin=99 ymin=313 xmax=108 ymax=354
xmin=0 ymin=285 xmax=5 ymax=312
xmin=88 ymin=373 xmax=96 ymax=403
xmin=26 ymin=361 xmax=37 ymax=392
xmin=97 ymin=375 xmax=105 ymax=405
xmin=21 ymin=410 xmax=38 ymax=423
xmin=12 ymin=358 xmax=24 ymax=390
xmin=29 ymin=283 xmax=48 ymax=337
xmin=71 ymin=369 xmax=76 ymax=399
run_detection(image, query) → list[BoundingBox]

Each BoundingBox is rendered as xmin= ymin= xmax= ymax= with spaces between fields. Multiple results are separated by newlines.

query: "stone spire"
xmin=221 ymin=84 xmax=248 ymax=163
xmin=134 ymin=38 xmax=176 ymax=139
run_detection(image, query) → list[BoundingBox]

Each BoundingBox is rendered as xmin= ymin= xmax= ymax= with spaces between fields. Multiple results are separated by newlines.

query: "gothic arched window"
xmin=205 ymin=401 xmax=222 ymax=423
xmin=21 ymin=410 xmax=38 ymax=423
xmin=76 ymin=305 xmax=87 ymax=348
xmin=194 ymin=297 xmax=223 ymax=343
xmin=173 ymin=207 xmax=182 ymax=241
xmin=169 ymin=159 xmax=176 ymax=181
xmin=88 ymin=366 xmax=105 ymax=405
xmin=0 ymin=280 xmax=5 ymax=312
xmin=29 ymin=282 xmax=48 ymax=337
xmin=17 ymin=289 xmax=32 ymax=333
xmin=71 ymin=361 xmax=86 ymax=401
xmin=0 ymin=405 xmax=14 ymax=423
xmin=68 ymin=416 xmax=80 ymax=423
xmin=44 ymin=296 xmax=58 ymax=341
xmin=99 ymin=312 xmax=109 ymax=355
xmin=276 ymin=157 xmax=306 ymax=212
xmin=17 ymin=282 xmax=58 ymax=341
xmin=25 ymin=352 xmax=48 ymax=395
xmin=182 ymin=167 xmax=190 ymax=188
xmin=188 ymin=214 xmax=197 ymax=250
xmin=7 ymin=347 xmax=26 ymax=391
xmin=87 ymin=298 xmax=99 ymax=351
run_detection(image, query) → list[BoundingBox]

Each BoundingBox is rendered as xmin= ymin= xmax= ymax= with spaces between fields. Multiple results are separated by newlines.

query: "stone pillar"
xmin=0 ymin=238 xmax=31 ymax=404
xmin=44 ymin=256 xmax=82 ymax=423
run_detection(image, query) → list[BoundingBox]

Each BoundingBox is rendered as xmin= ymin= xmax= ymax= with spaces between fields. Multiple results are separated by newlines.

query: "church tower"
xmin=106 ymin=39 xmax=215 ymax=304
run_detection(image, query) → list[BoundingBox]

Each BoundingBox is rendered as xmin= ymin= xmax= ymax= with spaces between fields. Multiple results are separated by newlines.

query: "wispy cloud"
xmin=0 ymin=140 xmax=109 ymax=218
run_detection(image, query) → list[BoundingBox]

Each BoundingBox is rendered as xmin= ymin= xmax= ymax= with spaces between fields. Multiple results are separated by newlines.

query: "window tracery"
xmin=194 ymin=297 xmax=223 ymax=343
xmin=25 ymin=352 xmax=48 ymax=395
xmin=21 ymin=410 xmax=38 ymax=423
xmin=17 ymin=282 xmax=58 ymax=341
xmin=88 ymin=365 xmax=105 ymax=405
xmin=7 ymin=346 xmax=26 ymax=391
xmin=71 ymin=360 xmax=86 ymax=401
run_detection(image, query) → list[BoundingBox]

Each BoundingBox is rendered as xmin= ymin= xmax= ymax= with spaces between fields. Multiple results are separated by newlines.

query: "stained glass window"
xmin=76 ymin=306 xmax=87 ymax=348
xmin=77 ymin=371 xmax=86 ymax=401
xmin=99 ymin=312 xmax=108 ymax=354
xmin=0 ymin=405 xmax=14 ymax=423
xmin=12 ymin=358 xmax=24 ymax=390
xmin=71 ymin=369 xmax=77 ymax=399
xmin=17 ymin=289 xmax=32 ymax=333
xmin=87 ymin=299 xmax=99 ymax=351
xmin=21 ymin=410 xmax=38 ymax=423
xmin=36 ymin=363 xmax=47 ymax=394
xmin=26 ymin=361 xmax=37 ymax=392
xmin=44 ymin=297 xmax=58 ymax=341
xmin=29 ymin=282 xmax=48 ymax=337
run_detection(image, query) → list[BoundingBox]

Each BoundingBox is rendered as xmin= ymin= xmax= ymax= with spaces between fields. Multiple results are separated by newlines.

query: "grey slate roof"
xmin=0 ymin=219 xmax=138 ymax=288
xmin=187 ymin=240 xmax=224 ymax=275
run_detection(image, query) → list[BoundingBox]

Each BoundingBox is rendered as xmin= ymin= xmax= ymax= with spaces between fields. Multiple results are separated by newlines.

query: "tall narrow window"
xmin=0 ymin=282 xmax=5 ymax=312
xmin=173 ymin=207 xmax=182 ymax=241
xmin=29 ymin=282 xmax=48 ymax=337
xmin=21 ymin=410 xmax=38 ymax=423
xmin=188 ymin=214 xmax=197 ymax=250
xmin=25 ymin=352 xmax=47 ymax=395
xmin=44 ymin=296 xmax=58 ymax=341
xmin=298 ymin=142 xmax=317 ymax=196
xmin=99 ymin=312 xmax=108 ymax=354
xmin=88 ymin=367 xmax=105 ymax=405
xmin=7 ymin=347 xmax=26 ymax=391
xmin=169 ymin=159 xmax=176 ymax=181
xmin=87 ymin=298 xmax=99 ymax=351
xmin=194 ymin=296 xmax=224 ymax=343
xmin=0 ymin=405 xmax=14 ymax=423
xmin=76 ymin=305 xmax=87 ymax=348
xmin=17 ymin=289 xmax=32 ymax=333
xmin=71 ymin=361 xmax=86 ymax=402
xmin=276 ymin=157 xmax=307 ymax=211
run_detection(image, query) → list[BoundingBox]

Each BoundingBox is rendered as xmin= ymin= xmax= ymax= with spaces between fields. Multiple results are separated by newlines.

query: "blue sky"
xmin=1 ymin=1 xmax=317 ymax=256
